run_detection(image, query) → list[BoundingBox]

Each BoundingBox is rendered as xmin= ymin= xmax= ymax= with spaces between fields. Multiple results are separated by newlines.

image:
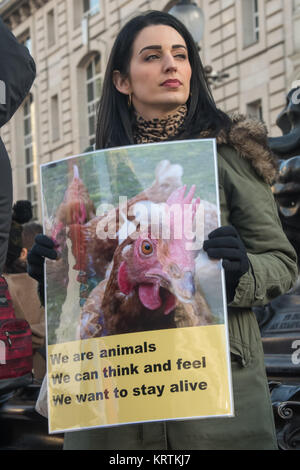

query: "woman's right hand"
xmin=27 ymin=234 xmax=58 ymax=283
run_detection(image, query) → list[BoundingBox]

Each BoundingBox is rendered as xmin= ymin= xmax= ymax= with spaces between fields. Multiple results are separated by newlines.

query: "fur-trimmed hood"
xmin=199 ymin=113 xmax=279 ymax=185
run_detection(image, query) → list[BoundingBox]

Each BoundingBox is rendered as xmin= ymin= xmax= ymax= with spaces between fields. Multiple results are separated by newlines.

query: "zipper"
xmin=1 ymin=329 xmax=29 ymax=348
xmin=2 ymin=329 xmax=27 ymax=335
xmin=0 ymin=320 xmax=29 ymax=348
xmin=5 ymin=331 xmax=12 ymax=347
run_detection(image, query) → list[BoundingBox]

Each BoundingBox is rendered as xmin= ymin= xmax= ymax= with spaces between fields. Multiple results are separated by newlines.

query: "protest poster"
xmin=40 ymin=139 xmax=234 ymax=433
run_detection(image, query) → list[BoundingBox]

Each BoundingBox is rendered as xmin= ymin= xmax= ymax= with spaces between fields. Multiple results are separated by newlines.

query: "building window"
xmin=0 ymin=80 xmax=5 ymax=105
xmin=51 ymin=94 xmax=60 ymax=142
xmin=47 ymin=9 xmax=56 ymax=47
xmin=23 ymin=37 xmax=32 ymax=54
xmin=253 ymin=0 xmax=260 ymax=41
xmin=83 ymin=0 xmax=99 ymax=16
xmin=23 ymin=95 xmax=38 ymax=220
xmin=247 ymin=99 xmax=263 ymax=121
xmin=242 ymin=0 xmax=260 ymax=47
xmin=74 ymin=0 xmax=100 ymax=29
xmin=19 ymin=34 xmax=38 ymax=219
xmin=86 ymin=53 xmax=102 ymax=147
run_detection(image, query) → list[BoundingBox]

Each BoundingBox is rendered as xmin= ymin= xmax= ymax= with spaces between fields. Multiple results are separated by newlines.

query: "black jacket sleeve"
xmin=0 ymin=16 xmax=36 ymax=126
xmin=0 ymin=17 xmax=36 ymax=274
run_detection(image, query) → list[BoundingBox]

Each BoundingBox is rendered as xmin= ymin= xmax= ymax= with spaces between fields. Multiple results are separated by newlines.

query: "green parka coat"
xmin=64 ymin=115 xmax=298 ymax=450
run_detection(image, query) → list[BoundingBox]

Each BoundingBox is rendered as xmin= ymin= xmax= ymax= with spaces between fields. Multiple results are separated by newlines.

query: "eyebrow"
xmin=138 ymin=44 xmax=187 ymax=54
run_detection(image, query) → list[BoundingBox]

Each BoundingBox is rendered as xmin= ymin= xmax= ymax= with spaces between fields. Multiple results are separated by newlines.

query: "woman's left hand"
xmin=203 ymin=225 xmax=249 ymax=302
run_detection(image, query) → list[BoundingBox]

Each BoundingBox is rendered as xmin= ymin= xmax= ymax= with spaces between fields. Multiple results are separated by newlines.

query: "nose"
xmin=162 ymin=53 xmax=177 ymax=73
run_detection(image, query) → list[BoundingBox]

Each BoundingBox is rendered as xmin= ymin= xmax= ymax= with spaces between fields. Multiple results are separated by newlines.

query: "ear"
xmin=112 ymin=70 xmax=132 ymax=96
xmin=19 ymin=247 xmax=28 ymax=261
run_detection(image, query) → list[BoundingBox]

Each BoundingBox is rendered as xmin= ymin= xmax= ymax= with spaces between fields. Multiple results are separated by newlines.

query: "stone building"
xmin=0 ymin=0 xmax=299 ymax=220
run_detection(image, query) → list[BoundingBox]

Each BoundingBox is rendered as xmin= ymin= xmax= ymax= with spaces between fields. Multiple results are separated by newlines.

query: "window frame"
xmin=236 ymin=0 xmax=266 ymax=63
xmin=242 ymin=0 xmax=260 ymax=48
xmin=83 ymin=0 xmax=100 ymax=18
xmin=246 ymin=98 xmax=263 ymax=121
xmin=47 ymin=8 xmax=56 ymax=48
xmin=85 ymin=53 xmax=102 ymax=147
xmin=23 ymin=94 xmax=38 ymax=220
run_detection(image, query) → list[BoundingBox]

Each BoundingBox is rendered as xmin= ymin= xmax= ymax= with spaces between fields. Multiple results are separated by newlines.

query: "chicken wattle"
xmin=138 ymin=283 xmax=177 ymax=315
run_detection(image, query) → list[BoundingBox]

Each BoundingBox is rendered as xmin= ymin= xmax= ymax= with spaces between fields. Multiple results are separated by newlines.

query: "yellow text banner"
xmin=47 ymin=325 xmax=233 ymax=433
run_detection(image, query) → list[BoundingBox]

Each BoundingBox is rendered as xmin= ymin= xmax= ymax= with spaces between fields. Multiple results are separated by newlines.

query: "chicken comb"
xmin=167 ymin=185 xmax=199 ymax=212
xmin=165 ymin=185 xmax=201 ymax=241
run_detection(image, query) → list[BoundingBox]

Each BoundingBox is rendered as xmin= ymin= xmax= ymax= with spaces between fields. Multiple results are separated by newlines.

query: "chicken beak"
xmin=144 ymin=269 xmax=195 ymax=305
xmin=144 ymin=269 xmax=171 ymax=290
xmin=170 ymin=271 xmax=196 ymax=303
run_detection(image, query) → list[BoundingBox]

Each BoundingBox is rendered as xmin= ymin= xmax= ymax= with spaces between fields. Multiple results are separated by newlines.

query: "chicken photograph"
xmin=41 ymin=141 xmax=225 ymax=345
xmin=79 ymin=185 xmax=214 ymax=338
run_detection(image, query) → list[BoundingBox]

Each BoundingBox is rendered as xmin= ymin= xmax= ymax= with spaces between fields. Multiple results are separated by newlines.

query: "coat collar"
xmin=199 ymin=113 xmax=279 ymax=185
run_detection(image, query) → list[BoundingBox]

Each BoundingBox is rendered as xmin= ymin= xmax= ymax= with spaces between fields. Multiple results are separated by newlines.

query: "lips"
xmin=161 ymin=79 xmax=182 ymax=87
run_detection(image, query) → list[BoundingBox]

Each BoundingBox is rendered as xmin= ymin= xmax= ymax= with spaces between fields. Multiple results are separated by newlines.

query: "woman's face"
xmin=115 ymin=25 xmax=192 ymax=120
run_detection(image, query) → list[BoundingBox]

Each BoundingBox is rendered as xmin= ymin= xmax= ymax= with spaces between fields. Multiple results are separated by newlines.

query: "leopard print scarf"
xmin=133 ymin=105 xmax=187 ymax=144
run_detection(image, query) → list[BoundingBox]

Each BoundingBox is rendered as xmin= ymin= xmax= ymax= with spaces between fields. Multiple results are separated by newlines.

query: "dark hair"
xmin=96 ymin=10 xmax=232 ymax=149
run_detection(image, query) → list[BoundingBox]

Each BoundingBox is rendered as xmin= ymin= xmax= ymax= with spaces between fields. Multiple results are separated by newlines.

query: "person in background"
xmin=0 ymin=16 xmax=36 ymax=274
xmin=3 ymin=201 xmax=45 ymax=382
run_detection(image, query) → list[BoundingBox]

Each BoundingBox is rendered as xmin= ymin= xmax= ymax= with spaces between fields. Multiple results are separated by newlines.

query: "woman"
xmin=29 ymin=11 xmax=297 ymax=449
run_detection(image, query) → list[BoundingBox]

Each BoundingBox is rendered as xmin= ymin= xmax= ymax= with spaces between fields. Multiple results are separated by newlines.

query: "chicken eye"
xmin=141 ymin=240 xmax=153 ymax=255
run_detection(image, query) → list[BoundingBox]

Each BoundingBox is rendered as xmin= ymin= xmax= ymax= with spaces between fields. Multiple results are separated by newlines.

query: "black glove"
xmin=203 ymin=225 xmax=249 ymax=303
xmin=27 ymin=234 xmax=57 ymax=306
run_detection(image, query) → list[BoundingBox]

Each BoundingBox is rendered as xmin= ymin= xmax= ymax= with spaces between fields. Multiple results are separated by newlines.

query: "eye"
xmin=174 ymin=53 xmax=187 ymax=60
xmin=145 ymin=54 xmax=160 ymax=61
xmin=141 ymin=240 xmax=154 ymax=255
